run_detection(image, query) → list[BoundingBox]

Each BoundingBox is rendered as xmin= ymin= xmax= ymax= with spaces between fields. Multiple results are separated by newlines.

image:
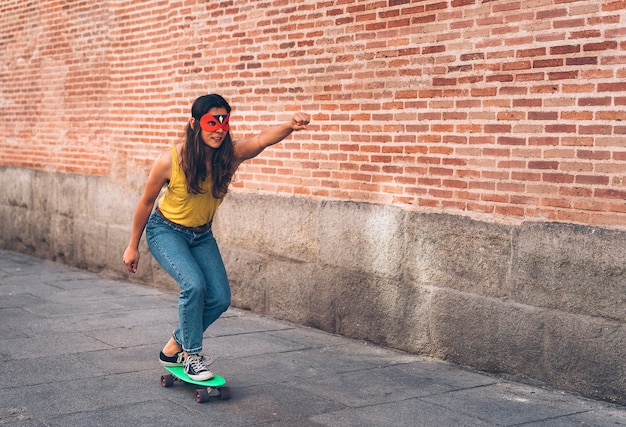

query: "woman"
xmin=122 ymin=94 xmax=310 ymax=380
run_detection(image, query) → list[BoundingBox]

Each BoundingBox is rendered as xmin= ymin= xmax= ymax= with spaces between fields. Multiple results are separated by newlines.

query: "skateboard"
xmin=160 ymin=365 xmax=231 ymax=403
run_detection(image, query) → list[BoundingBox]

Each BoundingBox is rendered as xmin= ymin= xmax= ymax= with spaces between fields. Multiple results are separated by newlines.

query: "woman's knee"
xmin=222 ymin=294 xmax=231 ymax=312
xmin=208 ymin=288 xmax=230 ymax=312
xmin=216 ymin=291 xmax=231 ymax=312
xmin=181 ymin=277 xmax=207 ymax=299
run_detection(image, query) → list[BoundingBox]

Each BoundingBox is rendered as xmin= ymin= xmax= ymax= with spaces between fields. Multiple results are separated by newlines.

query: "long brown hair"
xmin=183 ymin=94 xmax=235 ymax=199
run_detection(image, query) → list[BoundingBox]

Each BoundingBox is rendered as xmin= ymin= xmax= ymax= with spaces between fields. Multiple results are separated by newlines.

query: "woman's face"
xmin=198 ymin=107 xmax=229 ymax=149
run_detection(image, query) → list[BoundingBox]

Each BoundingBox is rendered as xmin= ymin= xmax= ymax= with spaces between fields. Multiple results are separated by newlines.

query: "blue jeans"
xmin=146 ymin=210 xmax=231 ymax=354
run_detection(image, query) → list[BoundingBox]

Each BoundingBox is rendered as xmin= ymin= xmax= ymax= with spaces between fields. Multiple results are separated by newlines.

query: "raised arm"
xmin=233 ymin=112 xmax=310 ymax=164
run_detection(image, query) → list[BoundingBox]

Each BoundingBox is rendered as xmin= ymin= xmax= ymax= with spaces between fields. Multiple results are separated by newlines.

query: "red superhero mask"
xmin=199 ymin=113 xmax=230 ymax=132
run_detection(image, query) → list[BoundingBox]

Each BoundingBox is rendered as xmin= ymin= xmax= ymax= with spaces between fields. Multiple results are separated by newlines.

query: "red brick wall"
xmin=2 ymin=0 xmax=626 ymax=228
xmin=1 ymin=1 xmax=112 ymax=175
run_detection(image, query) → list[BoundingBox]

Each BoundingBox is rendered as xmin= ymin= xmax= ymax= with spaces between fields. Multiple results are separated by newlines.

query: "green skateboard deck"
xmin=161 ymin=365 xmax=230 ymax=403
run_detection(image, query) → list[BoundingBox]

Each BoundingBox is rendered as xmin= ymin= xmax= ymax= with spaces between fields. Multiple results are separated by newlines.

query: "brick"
xmin=528 ymin=161 xmax=559 ymax=170
xmin=460 ymin=52 xmax=485 ymax=61
xmin=513 ymin=98 xmax=542 ymax=107
xmin=603 ymin=0 xmax=626 ymax=11
xmin=554 ymin=18 xmax=586 ymax=29
xmin=449 ymin=64 xmax=473 ymax=72
xmin=497 ymin=136 xmax=526 ymax=146
xmin=471 ymin=87 xmax=497 ymax=97
xmin=495 ymin=205 xmax=525 ymax=216
xmin=502 ymin=60 xmax=531 ymax=71
xmin=579 ymin=125 xmax=613 ymax=135
xmin=583 ymin=41 xmax=618 ymax=51
xmin=578 ymin=97 xmax=611 ymax=106
xmin=596 ymin=109 xmax=626 ymax=122
xmin=487 ymin=74 xmax=514 ymax=82
xmin=577 ymin=150 xmax=611 ymax=160
xmin=420 ymin=2 xmax=443 ymax=12
xmin=533 ymin=59 xmax=563 ymax=68
xmin=548 ymin=71 xmax=578 ymax=80
xmin=412 ymin=14 xmax=436 ymax=24
xmin=543 ymin=173 xmax=575 ymax=184
xmin=517 ymin=72 xmax=545 ymax=81
xmin=576 ymin=175 xmax=610 ymax=185
xmin=595 ymin=188 xmax=626 ymax=200
xmin=498 ymin=111 xmax=524 ymax=120
xmin=3 ymin=1 xmax=626 ymax=230
xmin=528 ymin=111 xmax=558 ymax=120
xmin=538 ymin=9 xmax=568 ymax=19
xmin=451 ymin=0 xmax=475 ymax=6
xmin=550 ymin=44 xmax=580 ymax=55
xmin=565 ymin=56 xmax=598 ymax=66
xmin=500 ymin=86 xmax=528 ymax=95
xmin=443 ymin=179 xmax=468 ymax=189
xmin=529 ymin=137 xmax=559 ymax=146
xmin=546 ymin=125 xmax=577 ymax=133
xmin=433 ymin=77 xmax=458 ymax=86
xmin=517 ymin=47 xmax=546 ymax=57
xmin=598 ymin=82 xmax=626 ymax=92
xmin=422 ymin=44 xmax=445 ymax=54
xmin=484 ymin=124 xmax=512 ymax=133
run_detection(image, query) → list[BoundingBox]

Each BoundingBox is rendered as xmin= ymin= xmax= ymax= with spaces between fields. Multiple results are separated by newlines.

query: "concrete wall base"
xmin=1 ymin=166 xmax=624 ymax=404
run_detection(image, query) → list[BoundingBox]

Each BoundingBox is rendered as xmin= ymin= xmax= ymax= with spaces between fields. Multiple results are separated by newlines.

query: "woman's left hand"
xmin=291 ymin=112 xmax=310 ymax=131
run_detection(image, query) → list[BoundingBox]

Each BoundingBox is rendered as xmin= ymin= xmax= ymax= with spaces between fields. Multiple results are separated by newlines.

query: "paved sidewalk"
xmin=0 ymin=250 xmax=624 ymax=426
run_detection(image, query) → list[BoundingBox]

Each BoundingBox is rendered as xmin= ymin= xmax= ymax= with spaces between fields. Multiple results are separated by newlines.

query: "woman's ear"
xmin=189 ymin=118 xmax=196 ymax=130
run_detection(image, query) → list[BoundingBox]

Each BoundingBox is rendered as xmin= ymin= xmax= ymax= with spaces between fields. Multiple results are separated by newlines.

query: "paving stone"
xmin=1 ymin=250 xmax=624 ymax=427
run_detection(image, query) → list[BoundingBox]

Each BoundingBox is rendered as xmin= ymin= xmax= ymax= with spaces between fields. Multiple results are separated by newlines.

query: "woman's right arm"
xmin=122 ymin=150 xmax=172 ymax=273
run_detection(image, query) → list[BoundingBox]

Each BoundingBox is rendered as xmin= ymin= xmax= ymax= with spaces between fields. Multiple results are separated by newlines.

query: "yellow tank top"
xmin=157 ymin=145 xmax=223 ymax=227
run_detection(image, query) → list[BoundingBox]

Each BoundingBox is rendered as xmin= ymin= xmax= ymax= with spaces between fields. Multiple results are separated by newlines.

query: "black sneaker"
xmin=184 ymin=354 xmax=214 ymax=381
xmin=159 ymin=350 xmax=184 ymax=367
